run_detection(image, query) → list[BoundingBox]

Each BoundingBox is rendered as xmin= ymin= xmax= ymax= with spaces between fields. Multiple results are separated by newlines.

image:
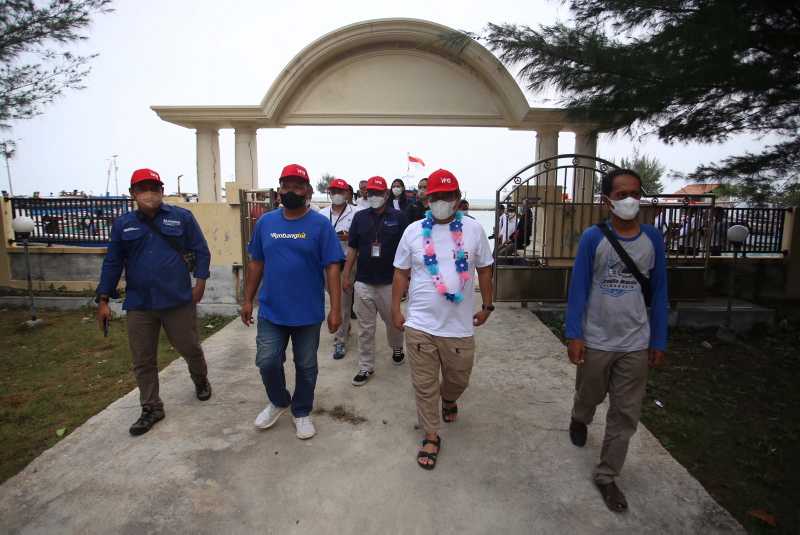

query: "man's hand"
xmin=342 ymin=276 xmax=353 ymax=292
xmin=649 ymin=348 xmax=666 ymax=368
xmin=191 ymin=284 xmax=205 ymax=304
xmin=327 ymin=309 xmax=342 ymax=334
xmin=240 ymin=300 xmax=254 ymax=326
xmin=96 ymin=301 xmax=112 ymax=331
xmin=473 ymin=309 xmax=491 ymax=327
xmin=567 ymin=339 xmax=586 ymax=365
xmin=392 ymin=308 xmax=405 ymax=331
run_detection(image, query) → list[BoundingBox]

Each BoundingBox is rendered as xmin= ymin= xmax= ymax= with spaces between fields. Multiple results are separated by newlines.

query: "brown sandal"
xmin=442 ymin=399 xmax=458 ymax=423
xmin=595 ymin=481 xmax=628 ymax=512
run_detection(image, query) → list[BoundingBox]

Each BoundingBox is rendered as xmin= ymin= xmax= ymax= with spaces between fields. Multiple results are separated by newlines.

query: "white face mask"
xmin=368 ymin=195 xmax=386 ymax=209
xmin=430 ymin=200 xmax=456 ymax=220
xmin=391 ymin=186 xmax=403 ymax=197
xmin=609 ymin=197 xmax=640 ymax=220
xmin=331 ymin=193 xmax=346 ymax=205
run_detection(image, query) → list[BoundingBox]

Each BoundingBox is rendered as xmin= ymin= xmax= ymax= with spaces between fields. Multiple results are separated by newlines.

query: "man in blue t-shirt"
xmin=241 ymin=164 xmax=344 ymax=440
xmin=565 ymin=168 xmax=668 ymax=513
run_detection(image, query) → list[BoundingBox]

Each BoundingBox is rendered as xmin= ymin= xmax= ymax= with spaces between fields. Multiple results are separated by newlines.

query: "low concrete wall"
xmin=0 ymin=295 xmax=237 ymax=318
xmin=8 ymin=247 xmax=106 ymax=282
xmin=705 ymin=257 xmax=788 ymax=302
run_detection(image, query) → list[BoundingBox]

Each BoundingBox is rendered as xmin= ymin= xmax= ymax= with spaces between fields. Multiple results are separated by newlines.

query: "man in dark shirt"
xmin=96 ymin=168 xmax=212 ymax=436
xmin=405 ymin=177 xmax=429 ymax=223
xmin=343 ymin=176 xmax=408 ymax=386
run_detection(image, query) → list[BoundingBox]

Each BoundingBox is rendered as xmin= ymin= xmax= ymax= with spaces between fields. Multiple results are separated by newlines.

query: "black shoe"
xmin=350 ymin=311 xmax=357 ymax=320
xmin=352 ymin=369 xmax=374 ymax=386
xmin=195 ymin=379 xmax=212 ymax=401
xmin=129 ymin=407 xmax=165 ymax=436
xmin=392 ymin=349 xmax=405 ymax=366
xmin=569 ymin=418 xmax=587 ymax=447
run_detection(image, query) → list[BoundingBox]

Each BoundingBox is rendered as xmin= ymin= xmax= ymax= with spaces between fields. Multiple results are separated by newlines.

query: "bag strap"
xmin=143 ymin=217 xmax=186 ymax=257
xmin=596 ymin=223 xmax=652 ymax=306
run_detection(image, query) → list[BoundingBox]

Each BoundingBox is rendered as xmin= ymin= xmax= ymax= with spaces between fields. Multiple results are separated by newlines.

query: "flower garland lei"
xmin=422 ymin=210 xmax=471 ymax=303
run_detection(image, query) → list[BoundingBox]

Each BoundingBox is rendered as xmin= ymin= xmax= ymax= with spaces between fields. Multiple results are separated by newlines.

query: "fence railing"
xmin=9 ymin=197 xmax=134 ymax=245
xmin=239 ymin=189 xmax=278 ymax=264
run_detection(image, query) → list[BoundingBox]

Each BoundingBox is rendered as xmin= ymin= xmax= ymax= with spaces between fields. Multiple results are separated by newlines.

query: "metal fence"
xmin=239 ymin=189 xmax=278 ymax=264
xmin=9 ymin=197 xmax=134 ymax=245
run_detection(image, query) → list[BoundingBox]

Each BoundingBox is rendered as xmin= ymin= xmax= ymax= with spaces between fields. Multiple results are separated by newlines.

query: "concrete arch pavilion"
xmin=152 ymin=18 xmax=603 ymax=201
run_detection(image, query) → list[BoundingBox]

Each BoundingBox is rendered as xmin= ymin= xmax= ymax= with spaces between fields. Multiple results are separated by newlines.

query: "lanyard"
xmin=329 ymin=205 xmax=349 ymax=231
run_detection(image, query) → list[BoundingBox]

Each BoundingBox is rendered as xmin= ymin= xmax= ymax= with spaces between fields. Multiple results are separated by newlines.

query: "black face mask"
xmin=282 ymin=191 xmax=305 ymax=209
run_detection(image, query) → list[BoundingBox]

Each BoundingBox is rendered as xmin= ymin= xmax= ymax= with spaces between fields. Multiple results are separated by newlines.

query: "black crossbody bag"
xmin=143 ymin=219 xmax=197 ymax=275
xmin=596 ymin=223 xmax=652 ymax=307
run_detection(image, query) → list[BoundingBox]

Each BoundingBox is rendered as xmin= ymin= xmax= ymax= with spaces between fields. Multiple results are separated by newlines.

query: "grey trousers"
xmin=354 ymin=281 xmax=403 ymax=372
xmin=571 ymin=348 xmax=649 ymax=484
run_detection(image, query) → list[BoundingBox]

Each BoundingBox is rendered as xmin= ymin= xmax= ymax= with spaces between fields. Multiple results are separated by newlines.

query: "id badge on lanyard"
xmin=371 ymin=241 xmax=381 ymax=258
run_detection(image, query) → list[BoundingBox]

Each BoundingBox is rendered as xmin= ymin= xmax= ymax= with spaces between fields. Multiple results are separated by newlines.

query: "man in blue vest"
xmin=96 ymin=168 xmax=212 ymax=436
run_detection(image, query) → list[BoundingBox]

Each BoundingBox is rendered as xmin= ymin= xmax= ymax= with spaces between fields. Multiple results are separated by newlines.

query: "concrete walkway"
xmin=0 ymin=304 xmax=742 ymax=534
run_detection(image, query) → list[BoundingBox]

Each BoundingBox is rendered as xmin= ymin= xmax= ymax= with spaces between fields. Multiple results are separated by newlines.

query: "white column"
xmin=234 ymin=127 xmax=259 ymax=191
xmin=574 ymin=129 xmax=599 ymax=203
xmin=535 ymin=127 xmax=560 ymax=162
xmin=196 ymin=127 xmax=221 ymax=203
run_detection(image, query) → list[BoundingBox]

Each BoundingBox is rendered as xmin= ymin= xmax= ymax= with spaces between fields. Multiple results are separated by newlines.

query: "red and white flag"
xmin=408 ymin=154 xmax=425 ymax=167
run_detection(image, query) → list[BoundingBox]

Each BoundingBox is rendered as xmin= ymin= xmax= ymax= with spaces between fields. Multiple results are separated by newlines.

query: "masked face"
xmin=609 ymin=197 xmax=640 ymax=220
xmin=430 ymin=200 xmax=456 ymax=220
xmin=391 ymin=186 xmax=403 ymax=197
xmin=132 ymin=182 xmax=163 ymax=211
xmin=368 ymin=193 xmax=386 ymax=209
xmin=281 ymin=191 xmax=305 ymax=209
xmin=331 ymin=193 xmax=346 ymax=205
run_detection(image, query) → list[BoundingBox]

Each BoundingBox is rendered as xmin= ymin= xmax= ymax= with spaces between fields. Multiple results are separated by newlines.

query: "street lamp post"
xmin=11 ymin=216 xmax=43 ymax=327
xmin=726 ymin=224 xmax=750 ymax=329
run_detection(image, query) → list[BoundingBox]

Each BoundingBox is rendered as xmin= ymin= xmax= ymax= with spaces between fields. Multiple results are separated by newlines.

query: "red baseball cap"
xmin=130 ymin=168 xmax=163 ymax=186
xmin=366 ymin=176 xmax=387 ymax=191
xmin=328 ymin=178 xmax=349 ymax=191
xmin=426 ymin=169 xmax=459 ymax=194
xmin=279 ymin=164 xmax=309 ymax=182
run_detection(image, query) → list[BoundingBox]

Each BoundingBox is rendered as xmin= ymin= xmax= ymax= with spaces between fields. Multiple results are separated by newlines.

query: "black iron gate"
xmin=492 ymin=154 xmax=724 ymax=302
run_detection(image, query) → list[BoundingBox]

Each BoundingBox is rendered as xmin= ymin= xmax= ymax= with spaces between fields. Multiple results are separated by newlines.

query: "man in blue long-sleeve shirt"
xmin=96 ymin=168 xmax=212 ymax=436
xmin=565 ymin=168 xmax=668 ymax=513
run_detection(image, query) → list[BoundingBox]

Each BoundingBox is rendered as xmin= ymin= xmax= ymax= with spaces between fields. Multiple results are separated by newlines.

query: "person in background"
xmin=565 ymin=168 xmax=668 ymax=513
xmin=392 ymin=169 xmax=495 ymax=470
xmin=405 ymin=178 xmax=429 ymax=223
xmin=96 ymin=168 xmax=212 ymax=437
xmin=458 ymin=199 xmax=474 ymax=219
xmin=319 ymin=178 xmax=360 ymax=360
xmin=343 ymin=176 xmax=408 ymax=386
xmin=514 ymin=198 xmax=533 ymax=252
xmin=497 ymin=204 xmax=518 ymax=256
xmin=241 ymin=163 xmax=343 ymax=440
xmin=347 ymin=184 xmax=357 ymax=206
xmin=356 ymin=180 xmax=370 ymax=209
xmin=390 ymin=178 xmax=410 ymax=212
xmin=488 ymin=203 xmax=505 ymax=240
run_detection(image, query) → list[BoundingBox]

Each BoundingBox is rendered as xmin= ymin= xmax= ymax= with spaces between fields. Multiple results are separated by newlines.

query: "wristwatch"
xmin=481 ymin=304 xmax=495 ymax=311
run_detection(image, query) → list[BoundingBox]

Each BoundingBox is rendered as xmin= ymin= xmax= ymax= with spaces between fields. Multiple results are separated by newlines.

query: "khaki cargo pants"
xmin=571 ymin=348 xmax=649 ymax=484
xmin=405 ymin=326 xmax=475 ymax=435
xmin=126 ymin=302 xmax=208 ymax=410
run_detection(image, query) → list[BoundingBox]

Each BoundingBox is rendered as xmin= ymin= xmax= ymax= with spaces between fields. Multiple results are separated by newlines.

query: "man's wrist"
xmin=96 ymin=295 xmax=110 ymax=304
xmin=481 ymin=303 xmax=495 ymax=312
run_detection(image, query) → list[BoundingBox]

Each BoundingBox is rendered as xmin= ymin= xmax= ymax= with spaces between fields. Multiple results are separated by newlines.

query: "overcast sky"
xmin=4 ymin=0 xmax=777 ymax=199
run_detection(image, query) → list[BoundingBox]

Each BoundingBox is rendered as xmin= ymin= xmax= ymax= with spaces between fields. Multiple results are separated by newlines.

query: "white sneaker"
xmin=254 ymin=403 xmax=286 ymax=429
xmin=294 ymin=416 xmax=316 ymax=440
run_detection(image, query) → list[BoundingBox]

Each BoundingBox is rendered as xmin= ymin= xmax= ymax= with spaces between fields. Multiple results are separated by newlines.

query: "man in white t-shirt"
xmin=356 ymin=179 xmax=370 ymax=209
xmin=319 ymin=178 xmax=362 ymax=359
xmin=391 ymin=169 xmax=495 ymax=470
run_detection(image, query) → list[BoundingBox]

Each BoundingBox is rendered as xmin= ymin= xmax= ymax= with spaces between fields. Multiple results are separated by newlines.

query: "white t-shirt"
xmin=319 ymin=203 xmax=360 ymax=253
xmin=498 ymin=213 xmax=517 ymax=242
xmin=394 ymin=216 xmax=494 ymax=338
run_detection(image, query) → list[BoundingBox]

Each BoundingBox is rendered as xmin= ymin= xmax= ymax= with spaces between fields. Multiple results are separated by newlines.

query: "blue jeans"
xmin=255 ymin=318 xmax=321 ymax=417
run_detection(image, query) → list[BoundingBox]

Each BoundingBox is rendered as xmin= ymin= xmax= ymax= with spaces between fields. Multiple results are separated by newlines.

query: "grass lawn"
xmin=0 ymin=307 xmax=233 ymax=484
xmin=538 ymin=310 xmax=800 ymax=535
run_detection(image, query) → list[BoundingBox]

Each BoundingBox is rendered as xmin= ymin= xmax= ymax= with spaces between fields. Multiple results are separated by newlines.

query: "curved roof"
xmin=152 ymin=18 xmax=602 ymax=132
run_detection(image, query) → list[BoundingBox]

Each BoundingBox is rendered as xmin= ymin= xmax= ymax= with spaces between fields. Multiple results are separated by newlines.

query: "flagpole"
xmin=406 ymin=152 xmax=410 ymax=174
